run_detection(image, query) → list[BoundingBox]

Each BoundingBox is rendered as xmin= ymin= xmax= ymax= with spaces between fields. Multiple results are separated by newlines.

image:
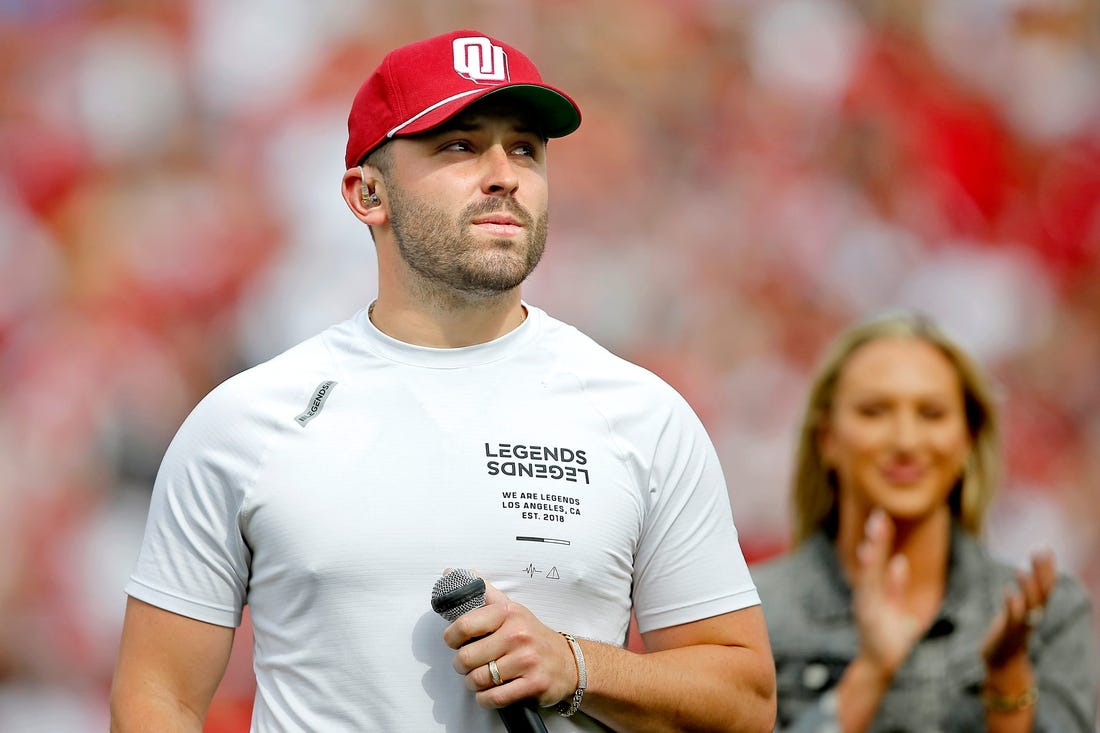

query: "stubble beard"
xmin=387 ymin=183 xmax=548 ymax=299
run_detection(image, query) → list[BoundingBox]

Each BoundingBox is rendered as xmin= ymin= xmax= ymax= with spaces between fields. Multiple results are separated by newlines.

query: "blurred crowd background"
xmin=2 ymin=0 xmax=1098 ymax=730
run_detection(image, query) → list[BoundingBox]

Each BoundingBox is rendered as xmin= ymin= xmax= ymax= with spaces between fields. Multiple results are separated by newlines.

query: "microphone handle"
xmin=499 ymin=698 xmax=548 ymax=733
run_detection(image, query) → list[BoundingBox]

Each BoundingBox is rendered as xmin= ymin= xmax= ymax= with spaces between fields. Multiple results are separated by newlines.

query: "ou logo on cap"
xmin=452 ymin=37 xmax=510 ymax=84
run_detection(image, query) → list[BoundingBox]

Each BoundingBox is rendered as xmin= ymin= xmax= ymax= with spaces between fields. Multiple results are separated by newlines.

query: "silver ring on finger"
xmin=1025 ymin=607 xmax=1044 ymax=628
xmin=487 ymin=659 xmax=503 ymax=686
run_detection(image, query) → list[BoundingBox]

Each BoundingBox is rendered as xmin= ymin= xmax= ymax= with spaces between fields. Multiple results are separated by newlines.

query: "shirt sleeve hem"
xmin=635 ymin=587 xmax=761 ymax=634
xmin=125 ymin=578 xmax=242 ymax=628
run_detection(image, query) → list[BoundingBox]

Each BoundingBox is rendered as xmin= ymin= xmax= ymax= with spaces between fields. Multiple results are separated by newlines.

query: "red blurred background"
xmin=1 ymin=1 xmax=1098 ymax=729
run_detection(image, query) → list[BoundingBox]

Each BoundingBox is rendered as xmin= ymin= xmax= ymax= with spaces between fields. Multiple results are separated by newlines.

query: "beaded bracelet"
xmin=556 ymin=632 xmax=587 ymax=717
xmin=982 ymin=686 xmax=1038 ymax=713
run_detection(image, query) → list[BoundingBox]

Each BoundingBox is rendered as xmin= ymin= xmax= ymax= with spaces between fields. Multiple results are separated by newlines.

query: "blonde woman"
xmin=753 ymin=312 xmax=1096 ymax=732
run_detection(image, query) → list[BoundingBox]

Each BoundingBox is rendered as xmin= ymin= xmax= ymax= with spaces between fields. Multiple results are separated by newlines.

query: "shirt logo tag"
xmin=296 ymin=380 xmax=336 ymax=426
xmin=453 ymin=37 xmax=509 ymax=84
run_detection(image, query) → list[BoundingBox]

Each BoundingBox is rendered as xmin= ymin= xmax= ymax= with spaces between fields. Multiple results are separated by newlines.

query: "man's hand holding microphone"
xmin=431 ymin=569 xmax=587 ymax=732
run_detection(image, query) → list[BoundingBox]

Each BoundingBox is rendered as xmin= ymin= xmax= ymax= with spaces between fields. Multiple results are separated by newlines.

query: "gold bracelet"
xmin=981 ymin=686 xmax=1038 ymax=713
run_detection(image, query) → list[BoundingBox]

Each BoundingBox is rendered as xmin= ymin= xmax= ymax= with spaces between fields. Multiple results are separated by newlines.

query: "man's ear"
xmin=341 ymin=166 xmax=386 ymax=225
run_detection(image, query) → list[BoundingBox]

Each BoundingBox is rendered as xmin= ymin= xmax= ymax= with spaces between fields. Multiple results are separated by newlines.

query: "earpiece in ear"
xmin=358 ymin=164 xmax=380 ymax=206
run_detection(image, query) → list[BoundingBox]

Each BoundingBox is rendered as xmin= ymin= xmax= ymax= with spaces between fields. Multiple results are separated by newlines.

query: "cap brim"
xmin=396 ymin=83 xmax=581 ymax=141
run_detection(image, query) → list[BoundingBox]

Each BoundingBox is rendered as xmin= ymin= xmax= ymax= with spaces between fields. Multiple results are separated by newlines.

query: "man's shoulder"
xmin=536 ymin=309 xmax=675 ymax=390
xmin=190 ymin=320 xmax=353 ymax=423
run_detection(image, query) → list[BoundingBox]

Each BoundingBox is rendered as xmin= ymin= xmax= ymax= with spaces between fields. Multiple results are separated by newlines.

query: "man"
xmin=110 ymin=29 xmax=775 ymax=732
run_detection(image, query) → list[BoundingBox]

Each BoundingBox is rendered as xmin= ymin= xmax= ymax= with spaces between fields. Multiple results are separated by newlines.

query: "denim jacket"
xmin=752 ymin=524 xmax=1097 ymax=732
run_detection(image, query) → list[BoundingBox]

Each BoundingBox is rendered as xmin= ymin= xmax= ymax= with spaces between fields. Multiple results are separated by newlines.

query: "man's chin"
xmin=456 ymin=275 xmax=530 ymax=296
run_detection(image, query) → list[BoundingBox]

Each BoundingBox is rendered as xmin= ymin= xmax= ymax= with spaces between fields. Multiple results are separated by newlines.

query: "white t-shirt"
xmin=127 ymin=303 xmax=759 ymax=732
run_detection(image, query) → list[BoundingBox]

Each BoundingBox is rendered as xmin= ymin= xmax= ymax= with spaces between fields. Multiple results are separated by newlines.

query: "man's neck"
xmin=368 ymin=293 xmax=527 ymax=348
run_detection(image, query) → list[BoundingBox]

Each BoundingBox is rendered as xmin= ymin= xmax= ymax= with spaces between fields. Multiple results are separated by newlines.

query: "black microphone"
xmin=431 ymin=569 xmax=548 ymax=733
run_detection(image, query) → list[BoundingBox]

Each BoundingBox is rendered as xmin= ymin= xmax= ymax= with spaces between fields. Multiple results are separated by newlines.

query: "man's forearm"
xmin=574 ymin=639 xmax=776 ymax=733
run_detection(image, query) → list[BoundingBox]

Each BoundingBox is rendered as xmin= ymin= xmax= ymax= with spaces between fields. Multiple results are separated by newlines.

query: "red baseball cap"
xmin=345 ymin=30 xmax=582 ymax=168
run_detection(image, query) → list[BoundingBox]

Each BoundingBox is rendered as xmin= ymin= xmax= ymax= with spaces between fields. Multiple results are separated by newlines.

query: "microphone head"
xmin=431 ymin=568 xmax=486 ymax=622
